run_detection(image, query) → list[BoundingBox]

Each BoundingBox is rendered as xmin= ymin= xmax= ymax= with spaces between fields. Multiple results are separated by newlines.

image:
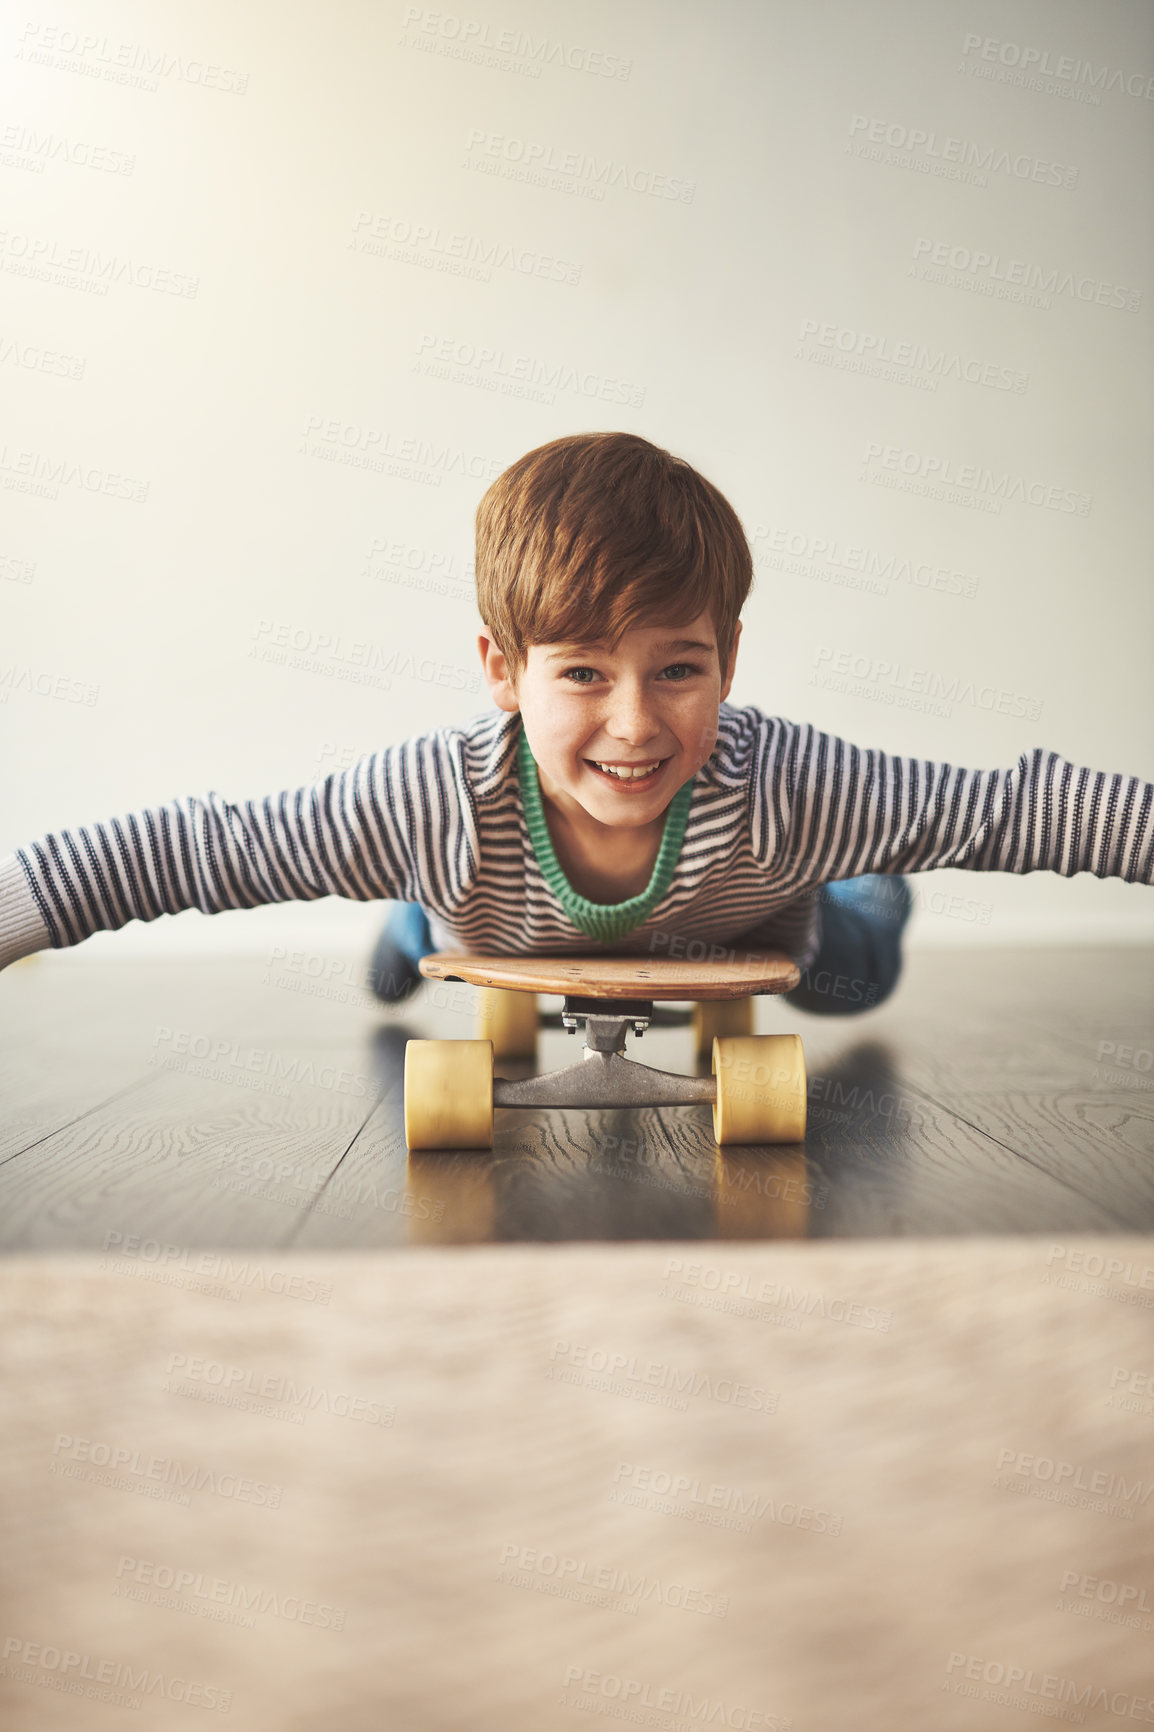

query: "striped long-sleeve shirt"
xmin=1 ymin=702 xmax=1151 ymax=973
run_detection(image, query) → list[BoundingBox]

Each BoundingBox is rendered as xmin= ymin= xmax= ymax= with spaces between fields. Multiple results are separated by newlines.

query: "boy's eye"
xmin=561 ymin=663 xmax=702 ymax=685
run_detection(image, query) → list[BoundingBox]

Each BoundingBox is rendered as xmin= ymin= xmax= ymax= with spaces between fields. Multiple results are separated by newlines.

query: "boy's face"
xmin=477 ymin=609 xmax=742 ymax=834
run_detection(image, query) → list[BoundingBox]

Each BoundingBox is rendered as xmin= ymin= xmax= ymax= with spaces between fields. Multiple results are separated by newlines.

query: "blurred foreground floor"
xmin=0 ymin=945 xmax=1151 ymax=1247
xmin=2 ymin=1240 xmax=1153 ymax=1732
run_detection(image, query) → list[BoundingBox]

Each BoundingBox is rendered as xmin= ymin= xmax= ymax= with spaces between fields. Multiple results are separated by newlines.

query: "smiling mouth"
xmin=585 ymin=758 xmax=669 ymax=783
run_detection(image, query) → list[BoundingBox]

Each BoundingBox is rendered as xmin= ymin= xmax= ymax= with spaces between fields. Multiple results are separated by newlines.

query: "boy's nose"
xmin=604 ymin=722 xmax=662 ymax=750
xmin=603 ymin=695 xmax=661 ymax=744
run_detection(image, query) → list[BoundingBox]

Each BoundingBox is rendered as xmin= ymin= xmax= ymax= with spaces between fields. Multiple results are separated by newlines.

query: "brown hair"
xmin=475 ymin=432 xmax=753 ymax=686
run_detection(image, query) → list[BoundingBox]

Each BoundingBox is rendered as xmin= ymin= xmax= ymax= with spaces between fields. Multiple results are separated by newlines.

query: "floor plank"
xmin=0 ymin=1064 xmax=382 ymax=1251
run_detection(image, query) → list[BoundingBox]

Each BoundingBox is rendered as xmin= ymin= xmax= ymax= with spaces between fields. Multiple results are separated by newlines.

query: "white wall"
xmin=3 ymin=0 xmax=1152 ymax=962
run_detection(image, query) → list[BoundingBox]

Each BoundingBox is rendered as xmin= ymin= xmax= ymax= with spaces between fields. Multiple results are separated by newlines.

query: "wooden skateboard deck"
xmin=418 ymin=949 xmax=801 ymax=1001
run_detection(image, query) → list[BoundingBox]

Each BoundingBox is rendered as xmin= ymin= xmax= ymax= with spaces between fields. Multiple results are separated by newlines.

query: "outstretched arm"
xmin=0 ymin=732 xmax=474 ymax=970
xmin=754 ymin=717 xmax=1154 ymax=887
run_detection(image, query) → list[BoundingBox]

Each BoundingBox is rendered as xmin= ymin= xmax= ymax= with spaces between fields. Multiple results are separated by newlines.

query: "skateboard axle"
xmin=492 ymin=999 xmax=717 ymax=1109
xmin=493 ymin=1049 xmax=717 ymax=1110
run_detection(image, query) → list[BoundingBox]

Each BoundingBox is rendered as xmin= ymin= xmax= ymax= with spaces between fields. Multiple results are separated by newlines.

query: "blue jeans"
xmin=382 ymin=874 xmax=911 ymax=1018
xmin=778 ymin=874 xmax=911 ymax=1016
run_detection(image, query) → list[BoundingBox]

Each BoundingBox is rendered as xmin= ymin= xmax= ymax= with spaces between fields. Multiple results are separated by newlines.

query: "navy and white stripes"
xmin=1 ymin=702 xmax=1151 ymax=972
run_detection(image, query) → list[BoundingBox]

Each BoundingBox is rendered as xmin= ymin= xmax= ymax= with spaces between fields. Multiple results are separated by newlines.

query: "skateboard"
xmin=402 ymin=950 xmax=807 ymax=1151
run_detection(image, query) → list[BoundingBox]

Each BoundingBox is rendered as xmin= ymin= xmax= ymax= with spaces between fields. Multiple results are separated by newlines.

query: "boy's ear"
xmin=477 ymin=631 xmax=521 ymax=712
xmin=719 ymin=620 xmax=742 ymax=702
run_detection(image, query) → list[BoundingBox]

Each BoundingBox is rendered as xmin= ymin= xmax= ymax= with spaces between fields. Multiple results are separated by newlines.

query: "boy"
xmin=1 ymin=434 xmax=1151 ymax=1010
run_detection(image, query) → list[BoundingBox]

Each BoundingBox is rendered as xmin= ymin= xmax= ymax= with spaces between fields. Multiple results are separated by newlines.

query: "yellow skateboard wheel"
xmin=692 ymin=996 xmax=754 ymax=1061
xmin=477 ymin=986 xmax=538 ymax=1059
xmin=711 ymin=1034 xmax=806 ymax=1145
xmin=404 ymin=1039 xmax=494 ymax=1150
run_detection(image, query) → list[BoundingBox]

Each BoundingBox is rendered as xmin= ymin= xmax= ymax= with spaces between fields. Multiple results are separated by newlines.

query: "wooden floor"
xmin=3 ymin=944 xmax=1150 ymax=1248
xmin=3 ymin=946 xmax=1153 ymax=1730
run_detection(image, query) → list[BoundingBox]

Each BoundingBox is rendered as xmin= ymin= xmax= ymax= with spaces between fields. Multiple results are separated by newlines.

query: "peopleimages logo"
xmin=796 ymin=322 xmax=1026 ymax=397
xmin=100 ymin=1234 xmax=333 ymax=1303
xmin=150 ymin=1023 xmax=373 ymax=1095
xmin=549 ymin=1340 xmax=777 ymax=1412
xmin=164 ymin=1353 xmax=393 ymax=1426
xmin=114 ymin=1556 xmax=346 ymax=1630
xmin=944 ymin=1651 xmax=1154 ymax=1722
xmin=15 ymin=20 xmax=249 ymax=93
xmin=399 ymin=7 xmax=632 ymax=80
xmin=0 ymin=442 xmax=148 ymax=502
xmin=662 ymin=1258 xmax=893 ymax=1329
xmin=960 ymin=33 xmax=1154 ymax=101
xmin=611 ymin=1461 xmax=843 ymax=1537
xmin=911 ymin=237 xmax=1141 ymax=312
xmin=848 ymin=113 xmax=1079 ymax=188
xmin=0 ymin=227 xmax=199 ymax=297
xmin=861 ymin=440 xmax=1091 ymax=514
xmin=0 ymin=121 xmax=135 ymax=175
xmin=497 ymin=1545 xmax=729 ymax=1617
xmin=1058 ymin=1570 xmax=1153 ymax=1618
xmin=463 ymin=129 xmax=696 ymax=202
xmin=994 ymin=1448 xmax=1153 ymax=1504
xmin=414 ymin=332 xmax=645 ymax=407
xmin=50 ymin=1433 xmax=282 ymax=1508
xmin=810 ymin=645 xmax=1042 ymax=721
xmin=1 ymin=1637 xmax=231 ymax=1712
xmin=993 ymin=1447 xmax=1153 ymax=1521
xmin=560 ymin=1665 xmax=790 ymax=1730
xmin=0 ymin=334 xmax=86 ymax=379
xmin=351 ymin=209 xmax=582 ymax=285
xmin=1043 ymin=1244 xmax=1154 ymax=1305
